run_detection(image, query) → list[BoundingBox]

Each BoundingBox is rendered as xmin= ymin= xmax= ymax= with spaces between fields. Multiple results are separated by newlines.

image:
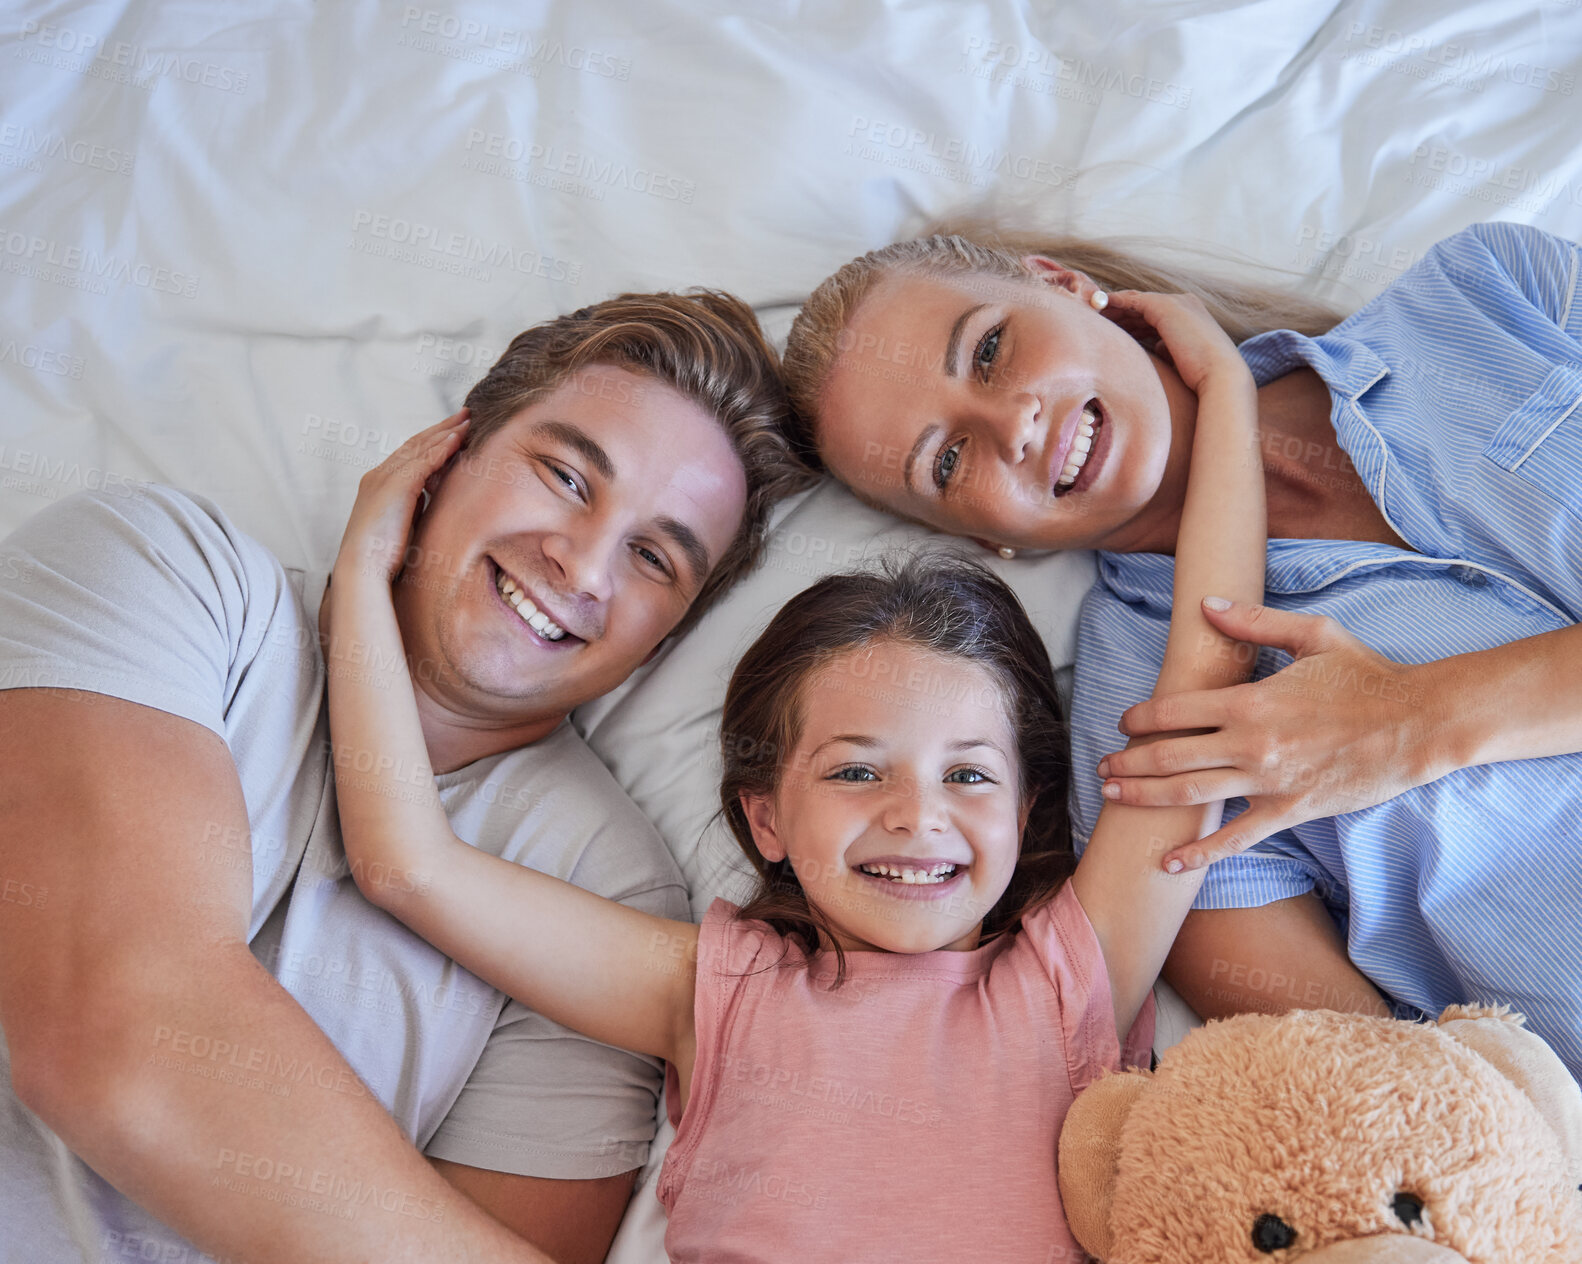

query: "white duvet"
xmin=3 ymin=1 xmax=1580 ymax=1258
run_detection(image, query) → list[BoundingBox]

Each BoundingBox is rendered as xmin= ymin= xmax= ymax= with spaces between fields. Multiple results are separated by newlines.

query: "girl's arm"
xmin=324 ymin=411 xmax=697 ymax=1064
xmin=1070 ymin=292 xmax=1267 ymax=1043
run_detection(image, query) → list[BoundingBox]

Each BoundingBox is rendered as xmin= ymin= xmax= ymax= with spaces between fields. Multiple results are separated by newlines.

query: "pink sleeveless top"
xmin=657 ymin=880 xmax=1154 ymax=1263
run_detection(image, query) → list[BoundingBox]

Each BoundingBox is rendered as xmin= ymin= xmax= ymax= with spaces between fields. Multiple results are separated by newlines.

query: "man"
xmin=0 ymin=290 xmax=814 ymax=1264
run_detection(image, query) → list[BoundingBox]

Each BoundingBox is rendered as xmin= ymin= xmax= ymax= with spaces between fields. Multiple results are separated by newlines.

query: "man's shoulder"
xmin=445 ymin=721 xmax=688 ymax=910
xmin=11 ymin=481 xmax=289 ymax=589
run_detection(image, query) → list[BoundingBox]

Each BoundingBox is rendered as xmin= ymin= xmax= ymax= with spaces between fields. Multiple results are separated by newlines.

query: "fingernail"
xmin=1096 ymin=758 xmax=1110 ymax=777
xmin=1202 ymin=595 xmax=1231 ymax=611
xmin=1165 ymin=859 xmax=1184 ymax=874
xmin=1102 ymin=782 xmax=1120 ymax=799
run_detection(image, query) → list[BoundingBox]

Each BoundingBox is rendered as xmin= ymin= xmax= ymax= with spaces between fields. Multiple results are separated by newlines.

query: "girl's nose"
xmin=881 ymin=780 xmax=949 ymax=835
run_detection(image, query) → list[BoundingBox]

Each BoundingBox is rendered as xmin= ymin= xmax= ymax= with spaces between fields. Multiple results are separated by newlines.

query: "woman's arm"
xmin=325 ymin=412 xmax=697 ymax=1064
xmin=1163 ymin=894 xmax=1391 ymax=1021
xmin=1070 ymin=292 xmax=1267 ymax=1042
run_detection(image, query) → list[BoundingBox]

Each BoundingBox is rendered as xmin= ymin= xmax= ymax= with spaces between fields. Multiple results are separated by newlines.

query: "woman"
xmin=779 ymin=220 xmax=1582 ymax=1080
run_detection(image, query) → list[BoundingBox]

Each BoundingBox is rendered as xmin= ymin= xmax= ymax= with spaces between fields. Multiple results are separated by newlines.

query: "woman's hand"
xmin=1102 ymin=290 xmax=1251 ymax=397
xmin=1094 ymin=598 xmax=1454 ymax=871
xmin=331 ymin=409 xmax=470 ymax=586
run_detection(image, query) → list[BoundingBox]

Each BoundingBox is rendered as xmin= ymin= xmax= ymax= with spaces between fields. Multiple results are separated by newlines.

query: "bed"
xmin=4 ymin=1 xmax=1581 ymax=1258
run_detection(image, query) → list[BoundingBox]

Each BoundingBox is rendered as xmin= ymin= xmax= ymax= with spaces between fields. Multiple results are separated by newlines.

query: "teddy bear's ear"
xmin=1058 ymin=1070 xmax=1151 ymax=1260
xmin=1437 ymin=1006 xmax=1582 ymax=1182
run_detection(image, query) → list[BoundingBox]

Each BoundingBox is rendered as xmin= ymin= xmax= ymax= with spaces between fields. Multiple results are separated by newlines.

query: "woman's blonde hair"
xmin=781 ymin=221 xmax=1345 ymax=473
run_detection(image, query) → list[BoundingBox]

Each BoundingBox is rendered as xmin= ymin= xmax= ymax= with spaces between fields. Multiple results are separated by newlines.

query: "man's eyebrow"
xmin=531 ymin=420 xmax=615 ymax=481
xmin=654 ymin=514 xmax=710 ymax=590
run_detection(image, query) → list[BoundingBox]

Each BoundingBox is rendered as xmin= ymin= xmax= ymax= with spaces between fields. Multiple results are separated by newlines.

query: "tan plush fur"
xmin=1060 ymin=1008 xmax=1582 ymax=1262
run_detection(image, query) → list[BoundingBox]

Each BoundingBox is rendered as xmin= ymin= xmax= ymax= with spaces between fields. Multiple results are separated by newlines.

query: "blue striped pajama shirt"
xmin=1067 ymin=220 xmax=1582 ymax=1078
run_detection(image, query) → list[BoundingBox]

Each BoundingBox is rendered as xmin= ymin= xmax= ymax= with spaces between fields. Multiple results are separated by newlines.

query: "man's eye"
xmin=634 ymin=544 xmax=669 ymax=574
xmin=933 ymin=439 xmax=964 ymax=490
xmin=547 ymin=462 xmax=581 ymax=496
xmin=828 ymin=766 xmax=877 ymax=782
xmin=973 ymin=324 xmax=1003 ymax=379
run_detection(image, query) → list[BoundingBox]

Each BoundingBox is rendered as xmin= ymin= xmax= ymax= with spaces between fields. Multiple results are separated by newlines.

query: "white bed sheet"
xmin=4 ymin=2 xmax=1581 ymax=1259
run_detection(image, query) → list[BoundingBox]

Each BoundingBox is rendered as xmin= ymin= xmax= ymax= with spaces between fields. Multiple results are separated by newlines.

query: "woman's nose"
xmin=979 ymin=390 xmax=1041 ymax=464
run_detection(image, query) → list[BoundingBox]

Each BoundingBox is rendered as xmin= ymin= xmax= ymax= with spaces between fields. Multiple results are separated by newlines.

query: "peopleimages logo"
xmin=0 ymin=227 xmax=199 ymax=298
xmin=396 ymin=8 xmax=631 ymax=80
xmin=347 ymin=209 xmax=582 ymax=285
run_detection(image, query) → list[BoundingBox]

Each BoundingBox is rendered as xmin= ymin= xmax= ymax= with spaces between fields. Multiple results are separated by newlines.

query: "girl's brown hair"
xmin=780 ymin=221 xmax=1344 ymax=475
xmin=718 ymin=549 xmax=1075 ymax=984
xmin=464 ymin=289 xmax=819 ymax=640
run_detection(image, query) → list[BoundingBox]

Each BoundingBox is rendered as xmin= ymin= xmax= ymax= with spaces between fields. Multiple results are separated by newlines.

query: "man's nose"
xmin=540 ymin=523 xmax=615 ymax=607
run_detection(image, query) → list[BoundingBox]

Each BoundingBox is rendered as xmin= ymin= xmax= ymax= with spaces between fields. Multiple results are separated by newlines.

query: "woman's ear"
xmin=739 ymin=791 xmax=786 ymax=863
xmin=1021 ymin=255 xmax=1104 ymax=306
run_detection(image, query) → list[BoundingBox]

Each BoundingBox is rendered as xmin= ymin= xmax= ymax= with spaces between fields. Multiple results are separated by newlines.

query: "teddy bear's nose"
xmin=1391 ymin=1192 xmax=1425 ymax=1226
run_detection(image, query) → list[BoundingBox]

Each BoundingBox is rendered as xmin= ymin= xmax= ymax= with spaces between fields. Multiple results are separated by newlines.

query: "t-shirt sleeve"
xmin=1021 ymin=882 xmax=1155 ymax=1095
xmin=423 ymin=877 xmax=692 ymax=1179
xmin=0 ymin=484 xmax=284 ymax=738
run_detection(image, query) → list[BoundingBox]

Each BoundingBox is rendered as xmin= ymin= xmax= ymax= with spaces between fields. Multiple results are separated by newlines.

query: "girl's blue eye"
xmin=974 ymin=325 xmax=1003 ymax=378
xmin=829 ymin=766 xmax=877 ymax=782
xmin=947 ymin=766 xmax=993 ymax=784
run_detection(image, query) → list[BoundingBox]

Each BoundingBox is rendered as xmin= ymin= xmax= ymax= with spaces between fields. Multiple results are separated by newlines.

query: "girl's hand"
xmin=1093 ymin=599 xmax=1449 ymax=871
xmin=332 ymin=409 xmax=470 ymax=586
xmin=1102 ymin=290 xmax=1250 ymax=397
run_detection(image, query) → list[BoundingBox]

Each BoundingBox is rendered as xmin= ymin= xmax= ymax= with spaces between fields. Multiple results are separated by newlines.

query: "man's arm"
xmin=1162 ymin=892 xmax=1391 ymax=1022
xmin=431 ymin=1162 xmax=639 ymax=1264
xmin=0 ymin=690 xmax=555 ymax=1264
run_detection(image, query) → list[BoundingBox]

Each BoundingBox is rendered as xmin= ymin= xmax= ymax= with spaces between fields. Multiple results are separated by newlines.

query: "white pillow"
xmin=570 ymin=474 xmax=1099 ymax=918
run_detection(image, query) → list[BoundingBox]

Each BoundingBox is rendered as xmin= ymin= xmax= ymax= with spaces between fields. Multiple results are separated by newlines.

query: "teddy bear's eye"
xmin=1392 ymin=1192 xmax=1425 ymax=1226
xmin=1252 ymin=1213 xmax=1297 ymax=1252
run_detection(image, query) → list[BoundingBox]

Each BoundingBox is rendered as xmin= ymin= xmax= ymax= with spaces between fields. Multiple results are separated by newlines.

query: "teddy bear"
xmin=1058 ymin=1005 xmax=1582 ymax=1261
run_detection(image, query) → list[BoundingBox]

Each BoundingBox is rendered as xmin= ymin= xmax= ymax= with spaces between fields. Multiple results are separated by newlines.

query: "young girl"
xmin=323 ymin=288 xmax=1265 ymax=1262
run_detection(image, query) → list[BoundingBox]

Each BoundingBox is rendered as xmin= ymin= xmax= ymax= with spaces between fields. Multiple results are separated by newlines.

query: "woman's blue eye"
xmin=829 ymin=766 xmax=877 ymax=782
xmin=934 ymin=439 xmax=963 ymax=490
xmin=947 ymin=766 xmax=992 ymax=784
xmin=974 ymin=325 xmax=1003 ymax=377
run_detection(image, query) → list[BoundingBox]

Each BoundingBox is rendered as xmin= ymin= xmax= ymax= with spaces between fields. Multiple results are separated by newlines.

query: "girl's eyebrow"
xmin=809 ymin=735 xmax=1009 ymax=757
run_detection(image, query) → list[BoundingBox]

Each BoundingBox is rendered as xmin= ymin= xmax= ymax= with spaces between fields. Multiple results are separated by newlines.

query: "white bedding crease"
xmin=2 ymin=1 xmax=1580 ymax=1258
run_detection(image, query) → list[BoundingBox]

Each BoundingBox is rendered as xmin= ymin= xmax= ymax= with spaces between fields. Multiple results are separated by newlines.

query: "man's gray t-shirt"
xmin=0 ymin=484 xmax=689 ymax=1261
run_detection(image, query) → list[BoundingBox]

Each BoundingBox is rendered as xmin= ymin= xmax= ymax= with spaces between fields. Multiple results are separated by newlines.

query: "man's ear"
xmin=739 ymin=791 xmax=785 ymax=863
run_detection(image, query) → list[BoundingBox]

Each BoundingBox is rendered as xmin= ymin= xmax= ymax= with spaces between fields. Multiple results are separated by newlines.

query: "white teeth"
xmin=1056 ymin=405 xmax=1101 ymax=490
xmin=858 ymin=863 xmax=959 ymax=885
xmin=494 ymin=570 xmax=568 ymax=640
